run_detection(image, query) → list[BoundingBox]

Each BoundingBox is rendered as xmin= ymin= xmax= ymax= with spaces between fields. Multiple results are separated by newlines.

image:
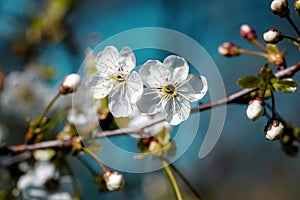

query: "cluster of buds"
xmin=246 ymin=98 xmax=285 ymax=141
xmin=263 ymin=29 xmax=283 ymax=44
xmin=218 ymin=42 xmax=240 ymax=57
xmin=271 ymin=0 xmax=290 ymax=17
xmin=59 ymin=73 xmax=81 ymax=95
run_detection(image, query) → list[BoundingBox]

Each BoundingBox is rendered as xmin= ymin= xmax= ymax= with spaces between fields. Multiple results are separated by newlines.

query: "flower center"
xmin=163 ymin=84 xmax=176 ymax=95
xmin=111 ymin=73 xmax=126 ymax=82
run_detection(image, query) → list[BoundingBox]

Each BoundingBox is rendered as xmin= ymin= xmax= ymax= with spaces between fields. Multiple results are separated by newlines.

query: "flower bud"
xmin=264 ymin=118 xmax=284 ymax=141
xmin=240 ymin=24 xmax=257 ymax=41
xmin=271 ymin=0 xmax=290 ymax=17
xmin=246 ymin=98 xmax=265 ymax=121
xmin=294 ymin=0 xmax=300 ymax=15
xmin=263 ymin=29 xmax=283 ymax=44
xmin=103 ymin=171 xmax=125 ymax=191
xmin=59 ymin=74 xmax=81 ymax=94
xmin=218 ymin=42 xmax=241 ymax=57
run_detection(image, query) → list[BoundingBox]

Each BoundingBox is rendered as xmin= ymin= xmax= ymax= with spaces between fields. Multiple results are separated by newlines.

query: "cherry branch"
xmin=93 ymin=61 xmax=300 ymax=138
xmin=1 ymin=62 xmax=300 ymax=168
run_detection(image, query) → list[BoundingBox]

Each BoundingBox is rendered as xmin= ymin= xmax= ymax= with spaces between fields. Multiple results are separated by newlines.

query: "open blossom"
xmin=137 ymin=55 xmax=208 ymax=125
xmin=86 ymin=46 xmax=143 ymax=117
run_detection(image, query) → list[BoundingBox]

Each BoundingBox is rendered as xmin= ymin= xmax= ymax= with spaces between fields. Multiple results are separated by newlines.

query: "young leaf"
xmin=258 ymin=64 xmax=274 ymax=81
xmin=266 ymin=44 xmax=279 ymax=54
xmin=273 ymin=78 xmax=298 ymax=93
xmin=237 ymin=75 xmax=260 ymax=89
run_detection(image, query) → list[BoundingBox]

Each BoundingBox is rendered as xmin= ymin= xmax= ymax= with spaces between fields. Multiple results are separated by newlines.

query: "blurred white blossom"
xmin=0 ymin=68 xmax=53 ymax=119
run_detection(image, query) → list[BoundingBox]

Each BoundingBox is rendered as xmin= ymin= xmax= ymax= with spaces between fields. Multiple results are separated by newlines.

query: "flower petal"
xmin=163 ymin=55 xmax=189 ymax=84
xmin=95 ymin=46 xmax=119 ymax=74
xmin=85 ymin=73 xmax=116 ymax=99
xmin=119 ymin=46 xmax=136 ymax=73
xmin=136 ymin=88 xmax=162 ymax=115
xmin=177 ymin=75 xmax=208 ymax=102
xmin=109 ymin=83 xmax=132 ymax=117
xmin=139 ymin=60 xmax=172 ymax=87
xmin=126 ymin=71 xmax=143 ymax=103
xmin=164 ymin=96 xmax=191 ymax=125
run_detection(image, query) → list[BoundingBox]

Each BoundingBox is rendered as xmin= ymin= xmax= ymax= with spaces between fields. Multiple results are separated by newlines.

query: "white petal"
xmin=119 ymin=46 xmax=136 ymax=73
xmin=136 ymin=88 xmax=162 ymax=115
xmin=164 ymin=96 xmax=191 ymax=125
xmin=177 ymin=75 xmax=208 ymax=102
xmin=139 ymin=60 xmax=172 ymax=87
xmin=85 ymin=73 xmax=116 ymax=99
xmin=95 ymin=46 xmax=119 ymax=73
xmin=126 ymin=71 xmax=143 ymax=103
xmin=109 ymin=84 xmax=132 ymax=117
xmin=163 ymin=55 xmax=189 ymax=84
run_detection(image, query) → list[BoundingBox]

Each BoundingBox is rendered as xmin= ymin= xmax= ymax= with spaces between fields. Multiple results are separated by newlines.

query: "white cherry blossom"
xmin=137 ymin=55 xmax=208 ymax=125
xmin=86 ymin=46 xmax=143 ymax=117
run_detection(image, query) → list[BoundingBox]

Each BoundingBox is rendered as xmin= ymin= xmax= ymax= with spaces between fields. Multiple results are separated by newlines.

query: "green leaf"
xmin=86 ymin=139 xmax=101 ymax=152
xmin=156 ymin=127 xmax=170 ymax=145
xmin=273 ymin=78 xmax=298 ymax=93
xmin=237 ymin=75 xmax=260 ymax=89
xmin=165 ymin=140 xmax=177 ymax=157
xmin=258 ymin=64 xmax=275 ymax=81
xmin=266 ymin=44 xmax=279 ymax=54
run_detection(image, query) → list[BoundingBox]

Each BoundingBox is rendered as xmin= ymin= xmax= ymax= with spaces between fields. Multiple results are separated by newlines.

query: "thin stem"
xmin=161 ymin=160 xmax=183 ymax=200
xmin=260 ymin=79 xmax=269 ymax=99
xmin=169 ymin=163 xmax=204 ymax=200
xmin=33 ymin=92 xmax=61 ymax=127
xmin=240 ymin=49 xmax=269 ymax=59
xmin=83 ymin=147 xmax=108 ymax=173
xmin=286 ymin=16 xmax=300 ymax=37
xmin=282 ymin=35 xmax=300 ymax=46
xmin=252 ymin=39 xmax=268 ymax=52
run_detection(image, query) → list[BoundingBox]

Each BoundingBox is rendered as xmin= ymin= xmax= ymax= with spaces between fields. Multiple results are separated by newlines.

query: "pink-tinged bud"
xmin=271 ymin=0 xmax=290 ymax=17
xmin=263 ymin=29 xmax=283 ymax=44
xmin=218 ymin=42 xmax=241 ymax=57
xmin=59 ymin=74 xmax=81 ymax=94
xmin=240 ymin=24 xmax=257 ymax=41
xmin=264 ymin=118 xmax=284 ymax=141
xmin=103 ymin=171 xmax=125 ymax=191
xmin=246 ymin=98 xmax=265 ymax=121
xmin=294 ymin=0 xmax=300 ymax=15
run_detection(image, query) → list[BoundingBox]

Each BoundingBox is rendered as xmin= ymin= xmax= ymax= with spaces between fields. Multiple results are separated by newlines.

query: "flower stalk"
xmin=83 ymin=147 xmax=108 ymax=173
xmin=32 ymin=92 xmax=61 ymax=127
xmin=161 ymin=160 xmax=183 ymax=200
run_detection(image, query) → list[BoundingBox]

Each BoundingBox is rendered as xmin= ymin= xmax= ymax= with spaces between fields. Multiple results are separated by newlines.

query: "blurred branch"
xmin=8 ymin=137 xmax=81 ymax=153
xmin=93 ymin=62 xmax=300 ymax=138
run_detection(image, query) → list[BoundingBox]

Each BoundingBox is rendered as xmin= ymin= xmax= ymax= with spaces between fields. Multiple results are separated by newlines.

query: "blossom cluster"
xmin=86 ymin=46 xmax=208 ymax=125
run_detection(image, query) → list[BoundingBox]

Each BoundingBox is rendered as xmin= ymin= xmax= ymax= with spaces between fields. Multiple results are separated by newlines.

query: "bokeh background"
xmin=1 ymin=0 xmax=300 ymax=199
